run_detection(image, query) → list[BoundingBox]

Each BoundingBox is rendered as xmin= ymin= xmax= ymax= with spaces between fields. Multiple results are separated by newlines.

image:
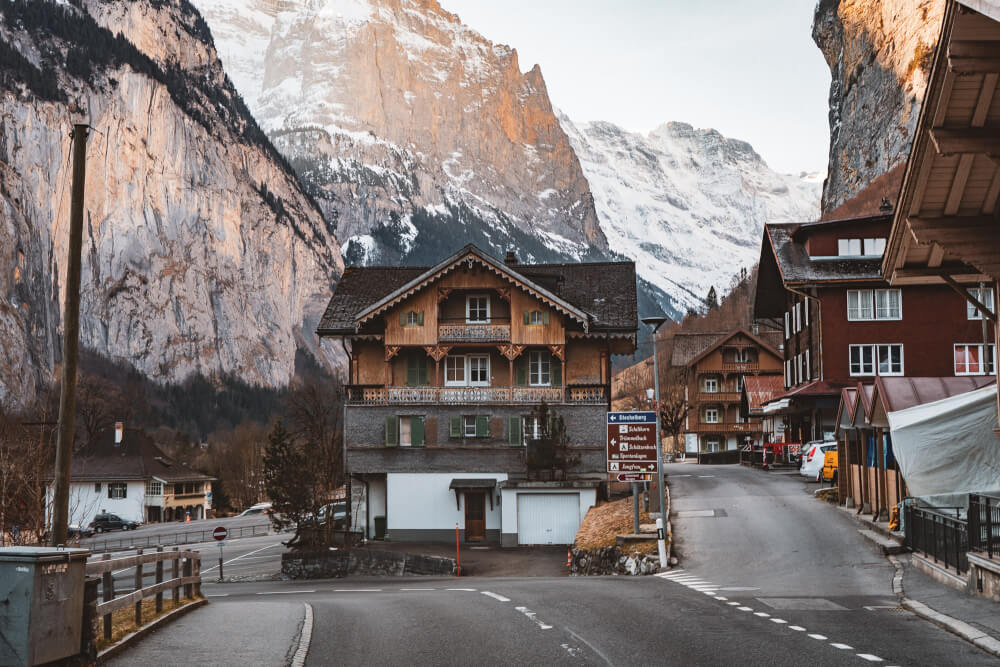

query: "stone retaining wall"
xmin=282 ymin=549 xmax=456 ymax=578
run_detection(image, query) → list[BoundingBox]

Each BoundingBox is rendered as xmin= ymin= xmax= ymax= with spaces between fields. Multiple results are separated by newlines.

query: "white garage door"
xmin=517 ymin=493 xmax=580 ymax=545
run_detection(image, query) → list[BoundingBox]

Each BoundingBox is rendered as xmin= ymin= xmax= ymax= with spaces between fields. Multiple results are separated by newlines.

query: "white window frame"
xmin=847 ymin=289 xmax=874 ymax=321
xmin=466 ymin=294 xmax=490 ymax=323
xmin=406 ymin=310 xmax=421 ymax=326
xmin=804 ymin=349 xmax=811 ymax=381
xmin=793 ymin=303 xmax=800 ymax=332
xmin=524 ymin=416 xmax=543 ymax=441
xmin=877 ymin=344 xmax=904 ymax=376
xmin=703 ymin=407 xmax=719 ymax=424
xmin=784 ymin=312 xmax=791 ymax=339
xmin=864 ymin=238 xmax=886 ymax=256
xmin=968 ymin=287 xmax=996 ymax=321
xmin=785 ymin=359 xmax=792 ymax=387
xmin=703 ymin=377 xmax=719 ymax=393
xmin=848 ymin=289 xmax=900 ymax=321
xmin=146 ymin=480 xmax=162 ymax=496
xmin=528 ymin=310 xmax=544 ymax=326
xmin=528 ymin=351 xmax=551 ymax=386
xmin=954 ymin=344 xmax=997 ymax=376
xmin=399 ymin=417 xmax=412 ymax=447
xmin=874 ymin=289 xmax=902 ymax=320
xmin=108 ymin=482 xmax=127 ymax=499
xmin=803 ymin=300 xmax=809 ymax=327
xmin=849 ymin=344 xmax=876 ymax=376
xmin=468 ymin=355 xmax=490 ymax=387
xmin=838 ymin=238 xmax=862 ymax=256
xmin=445 ymin=355 xmax=466 ymax=386
xmin=464 ymin=415 xmax=478 ymax=438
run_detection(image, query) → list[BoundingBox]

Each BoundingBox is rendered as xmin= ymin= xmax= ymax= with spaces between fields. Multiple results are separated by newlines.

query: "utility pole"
xmin=50 ymin=124 xmax=89 ymax=546
xmin=642 ymin=316 xmax=668 ymax=568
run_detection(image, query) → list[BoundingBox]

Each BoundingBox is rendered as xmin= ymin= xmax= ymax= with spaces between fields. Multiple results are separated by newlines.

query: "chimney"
xmin=879 ymin=197 xmax=894 ymax=213
xmin=114 ymin=422 xmax=124 ymax=445
xmin=504 ymin=250 xmax=518 ymax=266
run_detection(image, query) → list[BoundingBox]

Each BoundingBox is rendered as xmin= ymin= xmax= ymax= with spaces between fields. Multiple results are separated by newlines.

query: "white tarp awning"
xmin=763 ymin=399 xmax=791 ymax=414
xmin=887 ymin=383 xmax=1000 ymax=505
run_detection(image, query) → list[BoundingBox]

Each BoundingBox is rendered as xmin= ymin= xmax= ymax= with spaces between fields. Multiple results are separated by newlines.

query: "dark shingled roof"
xmin=669 ymin=332 xmax=729 ymax=367
xmin=765 ymin=223 xmax=883 ymax=285
xmin=67 ymin=428 xmax=214 ymax=483
xmin=317 ymin=248 xmax=637 ymax=334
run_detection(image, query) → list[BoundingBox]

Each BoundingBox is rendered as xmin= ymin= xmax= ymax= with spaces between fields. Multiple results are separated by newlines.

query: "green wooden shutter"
xmin=411 ymin=417 xmax=425 ymax=447
xmin=475 ymin=415 xmax=489 ymax=438
xmin=418 ymin=356 xmax=429 ymax=386
xmin=523 ymin=310 xmax=529 ymax=325
xmin=405 ymin=355 xmax=416 ymax=386
xmin=515 ymin=356 xmax=527 ymax=386
xmin=508 ymin=416 xmax=522 ymax=446
xmin=542 ymin=310 xmax=550 ymax=325
xmin=450 ymin=416 xmax=462 ymax=438
xmin=399 ymin=311 xmax=406 ymax=326
xmin=551 ymin=357 xmax=562 ymax=386
xmin=418 ymin=311 xmax=425 ymax=326
xmin=385 ymin=416 xmax=398 ymax=447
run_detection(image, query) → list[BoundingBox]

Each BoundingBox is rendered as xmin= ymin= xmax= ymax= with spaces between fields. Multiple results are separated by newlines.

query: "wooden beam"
xmin=928 ymin=243 xmax=946 ymax=268
xmin=948 ymin=56 xmax=1000 ymax=73
xmin=973 ymin=73 xmax=1000 ymax=126
xmin=909 ymin=214 xmax=999 ymax=233
xmin=984 ymin=163 xmax=1000 ymax=214
xmin=930 ymin=127 xmax=1000 ymax=155
xmin=949 ymin=41 xmax=1000 ymax=59
xmin=945 ymin=154 xmax=975 ymax=214
xmin=940 ymin=273 xmax=998 ymax=323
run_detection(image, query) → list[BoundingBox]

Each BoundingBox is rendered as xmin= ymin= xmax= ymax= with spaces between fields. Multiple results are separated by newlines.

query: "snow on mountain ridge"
xmin=560 ymin=114 xmax=821 ymax=313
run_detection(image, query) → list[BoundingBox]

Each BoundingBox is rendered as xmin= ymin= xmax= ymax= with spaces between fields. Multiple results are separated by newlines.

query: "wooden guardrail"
xmin=85 ymin=547 xmax=201 ymax=642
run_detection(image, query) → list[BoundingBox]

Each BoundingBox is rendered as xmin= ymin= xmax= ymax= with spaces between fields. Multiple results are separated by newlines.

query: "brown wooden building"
xmin=670 ymin=329 xmax=783 ymax=456
xmin=317 ymin=245 xmax=637 ymax=546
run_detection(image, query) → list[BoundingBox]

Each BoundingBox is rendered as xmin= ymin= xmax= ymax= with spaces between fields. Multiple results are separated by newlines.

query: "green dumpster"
xmin=0 ymin=546 xmax=91 ymax=666
xmin=374 ymin=516 xmax=387 ymax=540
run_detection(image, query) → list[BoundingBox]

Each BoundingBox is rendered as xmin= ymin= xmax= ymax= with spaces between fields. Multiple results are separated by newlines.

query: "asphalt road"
xmin=107 ymin=464 xmax=998 ymax=666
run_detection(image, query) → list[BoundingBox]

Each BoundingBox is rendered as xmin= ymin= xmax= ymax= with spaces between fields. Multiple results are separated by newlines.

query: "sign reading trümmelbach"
xmin=606 ymin=411 xmax=658 ymax=474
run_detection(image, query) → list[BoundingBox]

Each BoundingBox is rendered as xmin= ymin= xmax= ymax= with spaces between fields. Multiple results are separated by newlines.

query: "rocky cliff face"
xmin=813 ymin=0 xmax=945 ymax=213
xmin=196 ymin=0 xmax=607 ymax=269
xmin=561 ymin=117 xmax=821 ymax=314
xmin=0 ymin=0 xmax=343 ymax=407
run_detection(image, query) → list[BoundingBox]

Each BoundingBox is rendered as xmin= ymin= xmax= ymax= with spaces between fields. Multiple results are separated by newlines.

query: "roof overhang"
xmin=354 ymin=246 xmax=590 ymax=331
xmin=449 ymin=477 xmax=498 ymax=510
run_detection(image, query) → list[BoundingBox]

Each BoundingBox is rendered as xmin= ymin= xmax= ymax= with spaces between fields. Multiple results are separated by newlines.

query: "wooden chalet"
xmin=317 ymin=245 xmax=637 ymax=547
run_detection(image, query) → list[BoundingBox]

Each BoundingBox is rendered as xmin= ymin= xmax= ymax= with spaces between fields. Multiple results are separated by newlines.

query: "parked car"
xmin=316 ymin=502 xmax=347 ymax=529
xmin=90 ymin=512 xmax=139 ymax=533
xmin=238 ymin=502 xmax=272 ymax=517
xmin=799 ymin=441 xmax=837 ymax=481
xmin=822 ymin=449 xmax=839 ymax=484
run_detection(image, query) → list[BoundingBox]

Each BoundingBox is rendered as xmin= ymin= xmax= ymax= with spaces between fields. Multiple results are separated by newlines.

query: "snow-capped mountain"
xmin=560 ymin=117 xmax=822 ymax=313
xmin=196 ymin=0 xmax=607 ymax=270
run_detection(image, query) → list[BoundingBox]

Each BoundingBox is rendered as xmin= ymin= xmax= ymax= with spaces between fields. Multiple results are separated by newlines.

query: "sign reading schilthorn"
xmin=607 ymin=411 xmax=658 ymax=474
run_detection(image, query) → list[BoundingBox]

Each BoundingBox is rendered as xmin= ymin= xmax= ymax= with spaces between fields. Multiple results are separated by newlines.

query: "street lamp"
xmin=642 ymin=316 xmax=668 ymax=569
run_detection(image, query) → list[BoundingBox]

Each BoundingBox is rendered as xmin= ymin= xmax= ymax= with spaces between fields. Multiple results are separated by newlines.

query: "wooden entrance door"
xmin=464 ymin=492 xmax=486 ymax=541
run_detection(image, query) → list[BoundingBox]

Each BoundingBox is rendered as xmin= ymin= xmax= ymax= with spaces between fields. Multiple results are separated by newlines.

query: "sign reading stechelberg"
xmin=607 ymin=411 xmax=658 ymax=474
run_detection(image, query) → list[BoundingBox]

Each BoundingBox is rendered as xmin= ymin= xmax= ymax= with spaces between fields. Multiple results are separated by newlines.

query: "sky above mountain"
xmin=445 ymin=0 xmax=831 ymax=175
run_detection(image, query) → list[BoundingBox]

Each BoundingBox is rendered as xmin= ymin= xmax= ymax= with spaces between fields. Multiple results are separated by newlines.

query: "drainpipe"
xmin=352 ymin=474 xmax=370 ymax=541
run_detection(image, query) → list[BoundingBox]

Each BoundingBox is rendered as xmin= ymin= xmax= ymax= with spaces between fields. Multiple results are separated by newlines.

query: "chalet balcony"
xmin=438 ymin=318 xmax=511 ymax=343
xmin=346 ymin=384 xmax=606 ymax=405
xmin=721 ymin=361 xmax=759 ymax=373
xmin=696 ymin=391 xmax=742 ymax=404
xmin=695 ymin=422 xmax=759 ymax=433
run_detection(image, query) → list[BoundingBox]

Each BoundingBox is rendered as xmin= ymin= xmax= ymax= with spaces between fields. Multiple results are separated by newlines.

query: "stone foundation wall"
xmin=568 ymin=546 xmax=661 ymax=576
xmin=282 ymin=549 xmax=456 ymax=579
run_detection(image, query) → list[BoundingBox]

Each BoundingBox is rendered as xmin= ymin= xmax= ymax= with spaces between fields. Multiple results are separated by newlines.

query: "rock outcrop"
xmin=0 ymin=0 xmax=342 ymax=407
xmin=813 ymin=0 xmax=945 ymax=213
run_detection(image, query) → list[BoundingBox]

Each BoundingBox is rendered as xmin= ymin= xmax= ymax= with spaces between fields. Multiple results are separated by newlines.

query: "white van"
xmin=238 ymin=502 xmax=272 ymax=517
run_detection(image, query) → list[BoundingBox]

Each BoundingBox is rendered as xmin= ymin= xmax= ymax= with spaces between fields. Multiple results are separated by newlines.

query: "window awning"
xmin=449 ymin=478 xmax=497 ymax=510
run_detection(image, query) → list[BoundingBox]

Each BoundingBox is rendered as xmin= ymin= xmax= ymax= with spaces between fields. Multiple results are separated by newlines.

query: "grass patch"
xmin=96 ymin=596 xmax=200 ymax=651
xmin=574 ymin=497 xmax=657 ymax=553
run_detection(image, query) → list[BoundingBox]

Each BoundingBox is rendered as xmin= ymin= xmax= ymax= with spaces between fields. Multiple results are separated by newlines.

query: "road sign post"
xmin=213 ymin=526 xmax=228 ymax=582
xmin=608 ymin=412 xmax=658 ymax=534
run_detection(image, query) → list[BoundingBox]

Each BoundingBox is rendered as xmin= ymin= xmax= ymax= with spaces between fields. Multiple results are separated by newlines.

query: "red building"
xmin=754 ymin=209 xmax=995 ymax=443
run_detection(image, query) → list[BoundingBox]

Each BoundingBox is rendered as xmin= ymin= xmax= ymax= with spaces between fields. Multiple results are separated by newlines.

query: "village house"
xmin=670 ymin=329 xmax=783 ymax=458
xmin=317 ymin=245 xmax=637 ymax=546
xmin=45 ymin=424 xmax=215 ymax=528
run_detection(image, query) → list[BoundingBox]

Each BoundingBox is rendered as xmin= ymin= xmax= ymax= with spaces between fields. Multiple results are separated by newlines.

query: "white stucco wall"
xmin=46 ymin=481 xmax=146 ymax=527
xmin=386 ymin=472 xmax=507 ymax=532
xmin=499 ymin=488 xmax=597 ymax=538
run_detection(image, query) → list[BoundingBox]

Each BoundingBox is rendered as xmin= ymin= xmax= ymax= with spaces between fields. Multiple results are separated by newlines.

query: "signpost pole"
xmin=643 ymin=316 xmax=669 ymax=569
xmin=632 ymin=483 xmax=640 ymax=534
xmin=218 ymin=543 xmax=224 ymax=583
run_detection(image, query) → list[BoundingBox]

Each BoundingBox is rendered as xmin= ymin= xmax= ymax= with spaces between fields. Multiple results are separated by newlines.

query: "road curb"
xmin=888 ymin=554 xmax=1000 ymax=659
xmin=96 ymin=598 xmax=207 ymax=664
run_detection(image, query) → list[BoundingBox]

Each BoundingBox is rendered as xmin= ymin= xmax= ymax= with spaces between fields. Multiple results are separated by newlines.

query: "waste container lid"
xmin=0 ymin=546 xmax=91 ymax=562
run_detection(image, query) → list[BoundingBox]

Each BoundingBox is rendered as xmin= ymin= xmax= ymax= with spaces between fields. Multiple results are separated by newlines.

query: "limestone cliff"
xmin=813 ymin=0 xmax=945 ymax=213
xmin=0 ymin=0 xmax=343 ymax=407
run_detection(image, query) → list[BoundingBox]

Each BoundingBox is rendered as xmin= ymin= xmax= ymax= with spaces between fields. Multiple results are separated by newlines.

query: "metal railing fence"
xmin=904 ymin=504 xmax=969 ymax=574
xmin=81 ymin=523 xmax=269 ymax=552
xmin=968 ymin=493 xmax=1000 ymax=559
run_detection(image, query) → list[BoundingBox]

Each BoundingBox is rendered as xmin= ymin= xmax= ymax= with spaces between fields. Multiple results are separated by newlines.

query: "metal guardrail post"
xmin=155 ymin=546 xmax=164 ymax=614
xmin=134 ymin=548 xmax=144 ymax=625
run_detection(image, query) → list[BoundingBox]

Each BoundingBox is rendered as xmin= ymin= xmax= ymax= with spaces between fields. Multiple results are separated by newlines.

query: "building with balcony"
xmin=317 ymin=245 xmax=637 ymax=546
xmin=670 ymin=329 xmax=784 ymax=455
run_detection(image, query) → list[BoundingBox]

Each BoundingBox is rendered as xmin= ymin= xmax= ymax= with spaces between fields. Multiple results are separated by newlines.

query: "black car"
xmin=90 ymin=512 xmax=140 ymax=533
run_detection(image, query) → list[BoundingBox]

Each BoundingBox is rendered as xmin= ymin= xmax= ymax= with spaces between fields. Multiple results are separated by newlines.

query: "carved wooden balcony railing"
xmin=345 ymin=384 xmax=603 ymax=405
xmin=721 ymin=361 xmax=759 ymax=373
xmin=695 ymin=422 xmax=759 ymax=433
xmin=696 ymin=391 xmax=742 ymax=404
xmin=438 ymin=318 xmax=511 ymax=343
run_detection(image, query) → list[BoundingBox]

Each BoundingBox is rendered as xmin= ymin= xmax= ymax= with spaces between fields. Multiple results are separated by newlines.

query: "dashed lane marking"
xmin=788 ymin=626 xmax=806 ymax=632
xmin=726 ymin=602 xmax=741 ymax=606
xmin=334 ymin=589 xmax=382 ymax=592
xmin=400 ymin=588 xmax=435 ymax=591
xmin=830 ymin=643 xmax=853 ymax=650
xmin=856 ymin=655 xmax=884 ymax=663
xmin=205 ymin=594 xmax=229 ymax=597
xmin=770 ymin=619 xmax=787 ymax=624
xmin=481 ymin=591 xmax=511 ymax=602
xmin=737 ymin=606 xmax=753 ymax=612
xmin=447 ymin=588 xmax=477 ymax=591
xmin=714 ymin=596 xmax=728 ymax=601
xmin=256 ymin=590 xmax=316 ymax=595
xmin=808 ymin=634 xmax=828 ymax=641
xmin=754 ymin=612 xmax=771 ymax=618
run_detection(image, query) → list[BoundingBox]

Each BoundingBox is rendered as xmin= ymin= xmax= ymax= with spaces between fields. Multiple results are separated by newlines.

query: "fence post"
xmin=183 ymin=553 xmax=193 ymax=599
xmin=101 ymin=554 xmax=113 ymax=642
xmin=987 ymin=497 xmax=994 ymax=560
xmin=193 ymin=551 xmax=201 ymax=598
xmin=172 ymin=547 xmax=180 ymax=604
xmin=134 ymin=548 xmax=143 ymax=625
xmin=155 ymin=546 xmax=164 ymax=614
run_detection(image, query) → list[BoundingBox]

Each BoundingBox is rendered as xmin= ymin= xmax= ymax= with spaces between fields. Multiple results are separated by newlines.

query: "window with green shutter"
xmin=385 ymin=416 xmax=398 ymax=447
xmin=411 ymin=416 xmax=425 ymax=447
xmin=508 ymin=416 xmax=522 ymax=446
xmin=515 ymin=356 xmax=528 ymax=386
xmin=406 ymin=354 xmax=429 ymax=386
xmin=449 ymin=416 xmax=462 ymax=438
xmin=551 ymin=357 xmax=562 ymax=386
xmin=475 ymin=415 xmax=489 ymax=438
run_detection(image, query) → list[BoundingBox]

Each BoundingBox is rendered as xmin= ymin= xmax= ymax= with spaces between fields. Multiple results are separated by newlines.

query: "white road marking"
xmin=714 ymin=596 xmax=728 ymax=601
xmin=830 ymin=643 xmax=853 ymax=650
xmin=702 ymin=591 xmax=717 ymax=596
xmin=203 ymin=542 xmax=281 ymax=573
xmin=566 ymin=628 xmax=615 ymax=667
xmin=447 ymin=588 xmax=477 ymax=592
xmin=256 ymin=590 xmax=316 ymax=595
xmin=697 ymin=475 xmax=715 ymax=478
xmin=754 ymin=612 xmax=771 ymax=618
xmin=205 ymin=594 xmax=229 ymax=598
xmin=788 ymin=626 xmax=806 ymax=631
xmin=770 ymin=618 xmax=787 ymax=624
xmin=400 ymin=588 xmax=435 ymax=591
xmin=737 ymin=606 xmax=753 ymax=612
xmin=481 ymin=591 xmax=511 ymax=602
xmin=290 ymin=603 xmax=312 ymax=667
xmin=561 ymin=643 xmax=583 ymax=658
xmin=726 ymin=602 xmax=741 ymax=606
xmin=515 ymin=606 xmax=553 ymax=630
xmin=334 ymin=589 xmax=382 ymax=592
xmin=808 ymin=634 xmax=828 ymax=640
xmin=856 ymin=655 xmax=884 ymax=662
